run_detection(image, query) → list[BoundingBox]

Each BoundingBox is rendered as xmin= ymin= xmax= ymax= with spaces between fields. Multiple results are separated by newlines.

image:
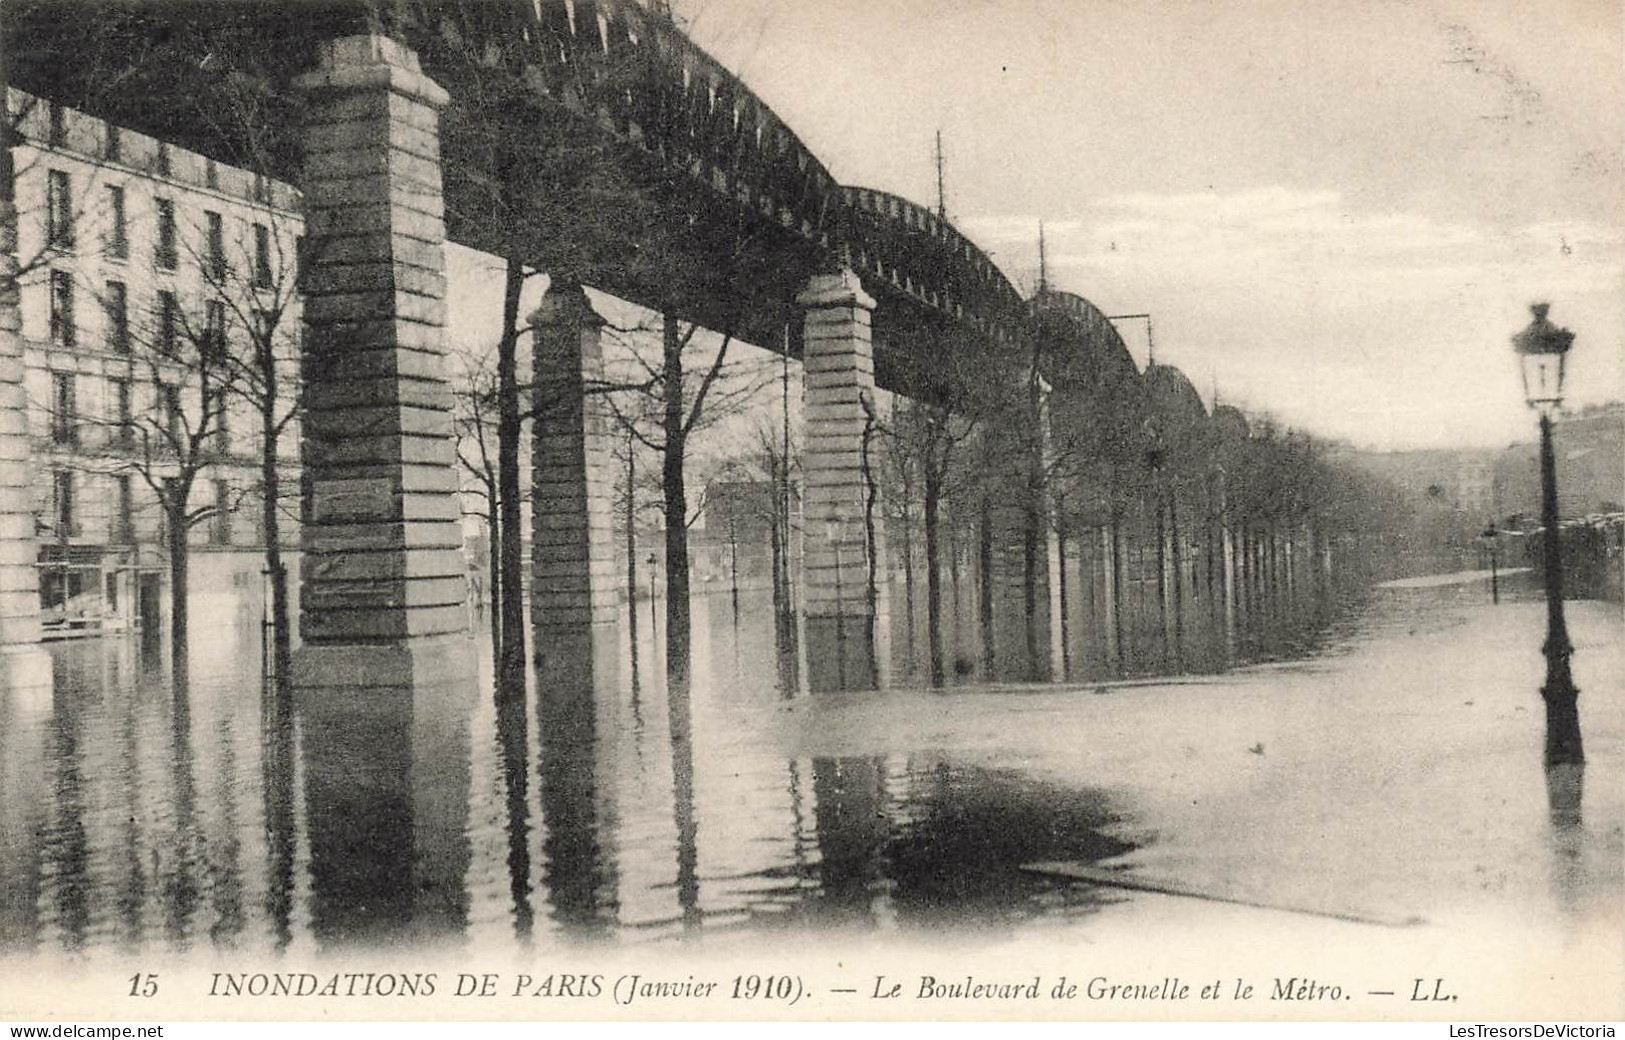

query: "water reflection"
xmin=536 ymin=676 xmax=619 ymax=937
xmin=5 ymin=569 xmax=1554 ymax=957
xmin=299 ymin=676 xmax=473 ymax=947
xmin=1545 ymin=762 xmax=1586 ymax=919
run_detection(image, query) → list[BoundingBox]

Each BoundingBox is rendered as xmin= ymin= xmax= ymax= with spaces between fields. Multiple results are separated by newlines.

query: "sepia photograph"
xmin=0 ymin=0 xmax=1620 ymax=1028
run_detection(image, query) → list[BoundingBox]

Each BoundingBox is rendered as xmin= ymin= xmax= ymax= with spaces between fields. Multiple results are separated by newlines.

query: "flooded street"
xmin=1 ymin=574 xmax=1620 ymax=1001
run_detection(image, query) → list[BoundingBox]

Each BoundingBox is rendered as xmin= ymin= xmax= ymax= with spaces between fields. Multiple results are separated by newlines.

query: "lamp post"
xmin=1479 ymin=522 xmax=1500 ymax=605
xmin=1512 ymin=303 xmax=1582 ymax=767
xmin=647 ymin=552 xmax=659 ymax=642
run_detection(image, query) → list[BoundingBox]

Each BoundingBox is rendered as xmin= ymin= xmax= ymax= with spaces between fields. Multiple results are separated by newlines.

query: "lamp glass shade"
xmin=1519 ymin=350 xmax=1567 ymax=410
xmin=1511 ymin=303 xmax=1574 ymax=413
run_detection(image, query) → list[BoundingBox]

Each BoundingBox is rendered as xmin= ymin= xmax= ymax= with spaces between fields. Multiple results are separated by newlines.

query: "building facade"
xmin=9 ymin=89 xmax=302 ymax=638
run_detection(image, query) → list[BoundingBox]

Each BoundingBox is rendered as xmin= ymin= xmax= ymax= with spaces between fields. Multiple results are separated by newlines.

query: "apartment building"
xmin=8 ymin=89 xmax=302 ymax=638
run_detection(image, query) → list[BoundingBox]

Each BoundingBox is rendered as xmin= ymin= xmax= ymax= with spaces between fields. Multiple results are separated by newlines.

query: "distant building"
xmin=694 ymin=480 xmax=790 ymax=587
xmin=1492 ymin=401 xmax=1624 ymax=523
xmin=9 ymin=90 xmax=302 ymax=637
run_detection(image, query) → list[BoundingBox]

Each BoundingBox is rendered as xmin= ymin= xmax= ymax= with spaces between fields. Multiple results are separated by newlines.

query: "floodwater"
xmin=0 ymin=566 xmax=1619 ymax=968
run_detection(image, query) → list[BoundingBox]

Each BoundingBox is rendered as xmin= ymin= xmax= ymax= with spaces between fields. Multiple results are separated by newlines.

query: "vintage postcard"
xmin=0 ymin=0 xmax=1620 ymax=1028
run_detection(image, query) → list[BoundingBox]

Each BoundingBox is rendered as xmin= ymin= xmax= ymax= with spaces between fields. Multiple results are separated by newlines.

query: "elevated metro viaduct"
xmin=1 ymin=0 xmax=1220 ymax=694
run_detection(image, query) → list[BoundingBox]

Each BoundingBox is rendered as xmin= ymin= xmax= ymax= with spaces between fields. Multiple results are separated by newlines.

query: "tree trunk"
xmin=768 ymin=496 xmax=788 ymax=655
xmin=488 ymin=511 xmax=502 ymax=669
xmin=1056 ymin=524 xmax=1070 ymax=681
xmin=662 ymin=311 xmax=692 ymax=683
xmin=923 ymin=467 xmax=944 ymax=687
xmin=901 ymin=473 xmax=916 ymax=668
xmin=260 ymin=406 xmax=290 ymax=679
xmin=496 ymin=256 xmax=526 ymax=694
xmin=167 ymin=500 xmax=190 ymax=682
xmin=728 ymin=521 xmax=739 ymax=621
xmin=625 ymin=441 xmax=639 ymax=686
xmin=978 ymin=492 xmax=994 ymax=678
xmin=1022 ymin=490 xmax=1040 ymax=682
xmin=1109 ymin=512 xmax=1124 ymax=671
xmin=1154 ymin=489 xmax=1168 ymax=666
xmin=948 ymin=509 xmax=961 ymax=653
xmin=860 ymin=403 xmax=880 ymax=683
xmin=1169 ymin=490 xmax=1183 ymax=663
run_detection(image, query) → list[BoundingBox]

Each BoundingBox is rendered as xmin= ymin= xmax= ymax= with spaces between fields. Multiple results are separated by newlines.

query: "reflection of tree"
xmin=451 ymin=344 xmax=503 ymax=669
xmin=666 ymin=681 xmax=702 ymax=935
xmin=259 ymin=683 xmax=296 ymax=950
xmin=495 ymin=697 xmax=533 ymax=941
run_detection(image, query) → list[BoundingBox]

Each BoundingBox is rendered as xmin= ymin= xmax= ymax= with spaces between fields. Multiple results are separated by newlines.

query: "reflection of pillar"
xmin=538 ymin=689 xmax=617 ymax=936
xmin=293 ymin=35 xmax=470 ymax=688
xmin=811 ymin=756 xmax=887 ymax=925
xmin=799 ymin=268 xmax=886 ymax=692
xmin=301 ymin=677 xmax=472 ymax=945
xmin=0 ymin=108 xmax=48 ymax=692
xmin=531 ymin=282 xmax=620 ymax=692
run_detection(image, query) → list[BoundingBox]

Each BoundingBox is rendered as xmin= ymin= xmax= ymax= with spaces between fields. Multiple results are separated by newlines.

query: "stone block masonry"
xmin=530 ymin=280 xmax=620 ymax=691
xmin=798 ymin=268 xmax=888 ymax=691
xmin=0 ymin=188 xmax=42 ymax=653
xmin=292 ymin=35 xmax=469 ymax=688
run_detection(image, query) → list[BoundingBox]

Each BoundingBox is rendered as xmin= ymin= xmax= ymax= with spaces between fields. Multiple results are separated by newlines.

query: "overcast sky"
xmin=664 ymin=0 xmax=1623 ymax=451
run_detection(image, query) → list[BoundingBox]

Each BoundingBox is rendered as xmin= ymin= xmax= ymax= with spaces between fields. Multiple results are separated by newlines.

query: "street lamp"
xmin=1512 ymin=302 xmax=1582 ymax=766
xmin=1479 ymin=522 xmax=1499 ymax=605
xmin=646 ymin=552 xmax=659 ymax=641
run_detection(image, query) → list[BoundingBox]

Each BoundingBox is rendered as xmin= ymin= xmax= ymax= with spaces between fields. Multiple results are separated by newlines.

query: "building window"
xmin=161 ymin=384 xmax=182 ymax=450
xmin=157 ymin=289 xmax=179 ymax=356
xmin=252 ymin=173 xmax=272 ymax=205
xmin=47 ymin=102 xmax=65 ymax=147
xmin=114 ymin=474 xmax=133 ymax=543
xmin=104 ymin=280 xmax=128 ymax=354
xmin=253 ymin=222 xmax=273 ymax=288
xmin=52 ymin=469 xmax=75 ymax=538
xmin=49 ymin=270 xmax=75 ymax=346
xmin=205 ymin=158 xmax=219 ymax=190
xmin=211 ymin=480 xmax=232 ymax=544
xmin=104 ymin=125 xmax=121 ymax=162
xmin=111 ymin=378 xmax=132 ymax=449
xmin=214 ymin=396 xmax=230 ymax=457
xmin=205 ymin=210 xmax=225 ymax=281
xmin=155 ymin=197 xmax=178 ymax=269
xmin=51 ymin=372 xmax=77 ymax=447
xmin=204 ymin=298 xmax=227 ymax=357
xmin=155 ymin=143 xmax=172 ymax=178
xmin=103 ymin=184 xmax=128 ymax=259
xmin=46 ymin=169 xmax=74 ymax=248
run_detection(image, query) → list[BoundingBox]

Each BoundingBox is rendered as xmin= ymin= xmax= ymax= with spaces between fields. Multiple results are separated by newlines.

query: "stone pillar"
xmin=799 ymin=268 xmax=886 ymax=692
xmin=292 ymin=35 xmax=469 ymax=688
xmin=0 ymin=118 xmax=48 ymax=693
xmin=530 ymin=280 xmax=620 ymax=694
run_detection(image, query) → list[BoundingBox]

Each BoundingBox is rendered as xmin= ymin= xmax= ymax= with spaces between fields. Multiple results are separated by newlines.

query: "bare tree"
xmin=605 ymin=312 xmax=775 ymax=682
xmin=188 ymin=189 xmax=302 ymax=679
xmin=66 ymin=272 xmax=243 ymax=679
xmin=452 ymin=342 xmax=503 ymax=668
